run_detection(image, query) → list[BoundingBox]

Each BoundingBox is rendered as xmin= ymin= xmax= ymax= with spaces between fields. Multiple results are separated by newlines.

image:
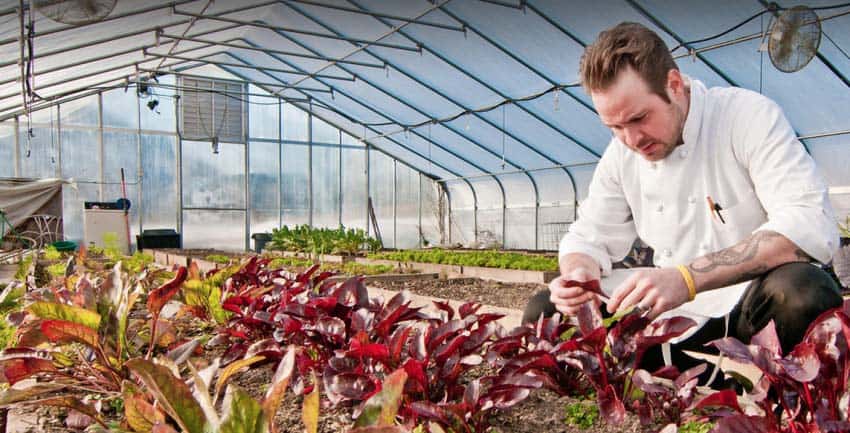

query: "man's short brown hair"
xmin=579 ymin=22 xmax=677 ymax=102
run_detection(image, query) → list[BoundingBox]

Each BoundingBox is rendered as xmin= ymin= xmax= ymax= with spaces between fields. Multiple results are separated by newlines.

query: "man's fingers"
xmin=618 ymin=283 xmax=654 ymax=313
xmin=607 ymin=272 xmax=641 ymax=313
xmin=550 ymin=288 xmax=595 ymax=308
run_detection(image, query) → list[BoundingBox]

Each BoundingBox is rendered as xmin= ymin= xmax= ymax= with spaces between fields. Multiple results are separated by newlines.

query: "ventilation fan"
xmin=33 ymin=0 xmax=117 ymax=25
xmin=768 ymin=5 xmax=821 ymax=73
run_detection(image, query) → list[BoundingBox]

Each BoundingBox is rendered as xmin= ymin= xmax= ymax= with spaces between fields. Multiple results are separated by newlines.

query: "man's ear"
xmin=666 ymin=69 xmax=684 ymax=99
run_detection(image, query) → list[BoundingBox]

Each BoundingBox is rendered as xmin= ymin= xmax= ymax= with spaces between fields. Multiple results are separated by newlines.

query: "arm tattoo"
xmin=689 ymin=231 xmax=783 ymax=273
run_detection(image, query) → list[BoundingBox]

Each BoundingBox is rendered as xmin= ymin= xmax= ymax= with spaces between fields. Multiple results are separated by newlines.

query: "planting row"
xmin=0 ymin=250 xmax=849 ymax=433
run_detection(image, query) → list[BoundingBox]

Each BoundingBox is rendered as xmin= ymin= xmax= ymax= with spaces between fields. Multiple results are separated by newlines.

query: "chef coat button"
xmin=688 ymin=196 xmax=696 ymax=204
xmin=650 ymin=162 xmax=657 ymax=169
xmin=656 ymin=204 xmax=664 ymax=212
xmin=663 ymin=249 xmax=672 ymax=257
xmin=679 ymin=149 xmax=688 ymax=158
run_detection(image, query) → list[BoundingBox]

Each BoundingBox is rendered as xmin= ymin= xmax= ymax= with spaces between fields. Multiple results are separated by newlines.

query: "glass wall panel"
xmin=283 ymin=103 xmax=308 ymax=141
xmin=342 ymin=132 xmax=364 ymax=147
xmin=395 ymin=164 xmax=419 ymax=249
xmin=369 ymin=150 xmax=395 ymax=248
xmin=103 ymin=87 xmax=138 ymax=129
xmin=469 ymin=178 xmax=503 ymax=247
xmin=505 ymin=208 xmax=535 ymax=250
xmin=445 ymin=180 xmax=475 ymax=246
xmin=312 ymin=144 xmax=340 ymax=228
xmin=140 ymin=75 xmax=175 ymax=132
xmin=420 ymin=177 xmax=442 ymax=247
xmin=141 ymin=134 xmax=177 ymax=232
xmin=60 ymin=129 xmax=99 ymax=180
xmin=249 ymin=141 xmax=280 ymax=236
xmin=60 ymin=95 xmax=98 ymax=127
xmin=499 ymin=173 xmax=536 ymax=250
xmin=103 ymin=131 xmax=140 ymax=248
xmin=532 ymin=168 xmax=575 ymax=251
xmin=281 ymin=142 xmax=309 ymax=226
xmin=65 ymin=184 xmax=99 ymax=245
xmin=0 ymin=123 xmax=14 ymax=177
xmin=312 ymin=117 xmax=338 ymax=144
xmin=341 ymin=147 xmax=366 ymax=230
xmin=19 ymin=127 xmax=58 ymax=178
xmin=182 ymin=210 xmax=245 ymax=251
xmin=249 ymin=85 xmax=279 ymax=140
xmin=181 ymin=141 xmax=245 ymax=209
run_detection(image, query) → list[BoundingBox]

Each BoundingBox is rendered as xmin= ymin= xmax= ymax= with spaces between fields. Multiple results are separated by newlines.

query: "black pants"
xmin=523 ymin=262 xmax=843 ymax=385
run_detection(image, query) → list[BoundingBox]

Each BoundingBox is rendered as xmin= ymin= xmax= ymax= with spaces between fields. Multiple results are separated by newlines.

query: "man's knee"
xmin=523 ymin=289 xmax=557 ymax=324
xmin=743 ymin=262 xmax=842 ymax=351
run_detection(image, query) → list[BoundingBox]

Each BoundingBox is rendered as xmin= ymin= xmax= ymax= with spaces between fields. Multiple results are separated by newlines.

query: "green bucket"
xmin=51 ymin=240 xmax=78 ymax=252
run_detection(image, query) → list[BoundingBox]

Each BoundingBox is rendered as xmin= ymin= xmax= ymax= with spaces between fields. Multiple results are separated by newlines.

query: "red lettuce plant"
xmin=706 ymin=300 xmax=850 ymax=433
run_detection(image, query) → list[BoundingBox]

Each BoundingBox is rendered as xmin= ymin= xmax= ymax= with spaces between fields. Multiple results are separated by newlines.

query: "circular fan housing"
xmin=33 ymin=0 xmax=117 ymax=26
xmin=768 ymin=5 xmax=822 ymax=73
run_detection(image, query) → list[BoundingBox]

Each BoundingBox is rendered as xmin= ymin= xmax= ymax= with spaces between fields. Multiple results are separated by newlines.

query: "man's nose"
xmin=623 ymin=127 xmax=644 ymax=148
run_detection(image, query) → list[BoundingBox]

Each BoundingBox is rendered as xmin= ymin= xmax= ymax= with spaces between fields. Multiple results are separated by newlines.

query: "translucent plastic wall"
xmin=0 ymin=72 xmax=436 ymax=252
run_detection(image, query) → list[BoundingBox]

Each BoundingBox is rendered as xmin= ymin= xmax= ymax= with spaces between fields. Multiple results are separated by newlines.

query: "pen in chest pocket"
xmin=705 ymin=196 xmax=725 ymax=224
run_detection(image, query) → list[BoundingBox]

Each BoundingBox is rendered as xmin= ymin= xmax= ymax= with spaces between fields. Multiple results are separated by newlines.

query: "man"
xmin=523 ymin=22 xmax=842 ymax=382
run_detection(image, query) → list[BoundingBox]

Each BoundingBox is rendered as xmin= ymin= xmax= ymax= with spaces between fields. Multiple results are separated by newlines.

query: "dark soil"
xmin=367 ymin=277 xmax=545 ymax=311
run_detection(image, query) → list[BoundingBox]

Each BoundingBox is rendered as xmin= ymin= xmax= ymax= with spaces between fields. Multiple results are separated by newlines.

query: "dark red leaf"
xmin=458 ymin=302 xmax=481 ymax=319
xmin=407 ymin=401 xmax=447 ymax=423
xmin=480 ymin=386 xmax=531 ymax=411
xmin=325 ymin=372 xmax=377 ymax=402
xmin=780 ymin=342 xmax=820 ymax=383
xmin=220 ymin=343 xmax=247 ymax=366
xmin=434 ymin=334 xmax=469 ymax=364
xmin=388 ymin=325 xmax=413 ymax=365
xmin=402 ymin=358 xmax=427 ymax=394
xmin=245 ymin=338 xmax=282 ymax=360
xmin=147 ymin=266 xmax=188 ymax=318
xmin=693 ymin=389 xmax=743 ymax=413
xmin=598 ymin=384 xmax=626 ymax=425
xmin=712 ymin=414 xmax=776 ymax=433
xmin=3 ymin=358 xmax=56 ymax=385
xmin=432 ymin=301 xmax=455 ymax=321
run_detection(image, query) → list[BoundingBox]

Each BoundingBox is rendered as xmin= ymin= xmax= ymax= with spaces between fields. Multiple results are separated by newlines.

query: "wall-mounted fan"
xmin=33 ymin=0 xmax=117 ymax=25
xmin=768 ymin=5 xmax=821 ymax=73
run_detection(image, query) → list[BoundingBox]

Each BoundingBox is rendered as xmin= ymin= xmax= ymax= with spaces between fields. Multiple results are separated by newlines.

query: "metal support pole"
xmin=307 ymin=102 xmax=313 ymax=227
xmin=392 ymin=159 xmax=397 ymax=248
xmin=281 ymin=0 xmax=466 ymax=31
xmin=278 ymin=100 xmax=283 ymax=229
xmin=418 ymin=172 xmax=422 ymax=248
xmin=338 ymin=129 xmax=343 ymax=228
xmin=136 ymin=84 xmax=143 ymax=240
xmin=159 ymin=32 xmax=386 ymax=68
xmin=142 ymin=52 xmax=356 ymax=81
xmin=244 ymin=81 xmax=251 ymax=251
xmin=98 ymin=92 xmax=104 ymax=200
xmin=172 ymin=8 xmax=421 ymax=52
xmin=13 ymin=116 xmax=19 ymax=177
xmin=365 ymin=143 xmax=370 ymax=236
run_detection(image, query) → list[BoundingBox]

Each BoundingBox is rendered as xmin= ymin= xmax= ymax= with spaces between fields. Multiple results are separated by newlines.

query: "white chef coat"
xmin=560 ymin=76 xmax=838 ymax=332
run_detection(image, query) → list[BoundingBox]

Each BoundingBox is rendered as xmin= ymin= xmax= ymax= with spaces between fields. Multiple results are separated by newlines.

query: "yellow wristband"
xmin=677 ymin=265 xmax=696 ymax=302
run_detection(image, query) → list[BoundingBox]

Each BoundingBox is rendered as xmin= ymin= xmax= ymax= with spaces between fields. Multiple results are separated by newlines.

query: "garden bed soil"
xmin=367 ymin=277 xmax=545 ymax=311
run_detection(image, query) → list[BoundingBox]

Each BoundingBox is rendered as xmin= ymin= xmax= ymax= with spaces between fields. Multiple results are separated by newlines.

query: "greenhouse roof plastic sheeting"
xmin=0 ymin=0 xmax=848 ymax=183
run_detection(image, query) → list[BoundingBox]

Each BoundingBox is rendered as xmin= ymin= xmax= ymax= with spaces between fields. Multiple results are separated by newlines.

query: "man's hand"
xmin=606 ymin=267 xmax=690 ymax=319
xmin=549 ymin=266 xmax=602 ymax=316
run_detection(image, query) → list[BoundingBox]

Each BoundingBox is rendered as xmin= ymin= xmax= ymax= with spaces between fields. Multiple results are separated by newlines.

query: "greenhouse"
xmin=0 ymin=0 xmax=849 ymax=432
